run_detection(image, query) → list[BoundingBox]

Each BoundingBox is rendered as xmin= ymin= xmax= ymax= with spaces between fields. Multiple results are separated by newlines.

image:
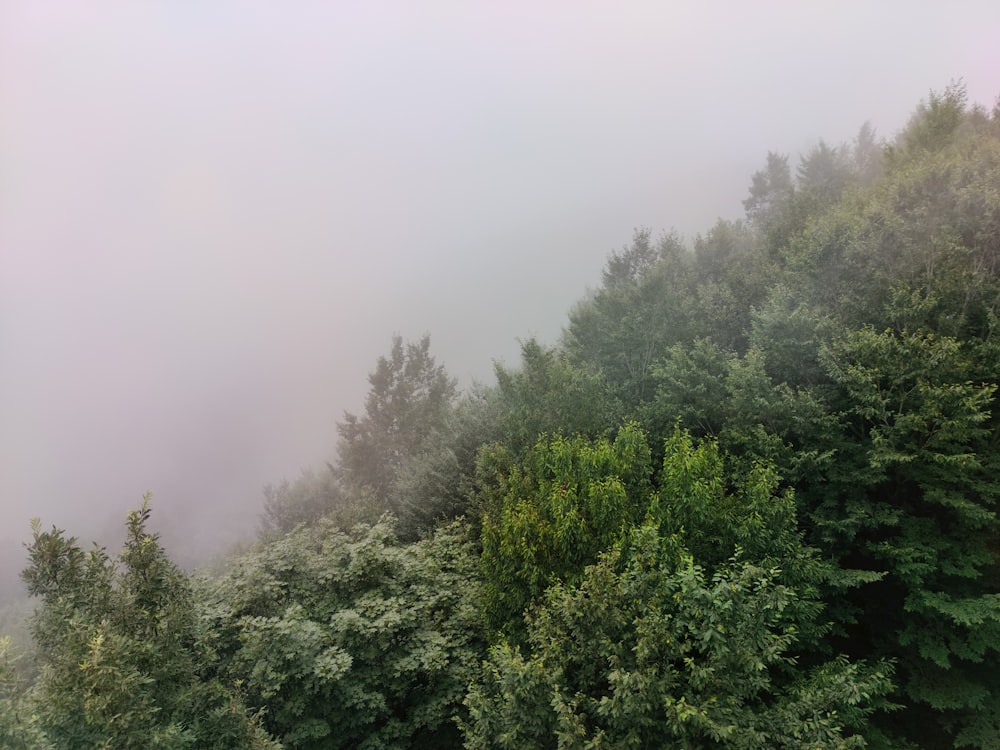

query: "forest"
xmin=2 ymin=83 xmax=999 ymax=749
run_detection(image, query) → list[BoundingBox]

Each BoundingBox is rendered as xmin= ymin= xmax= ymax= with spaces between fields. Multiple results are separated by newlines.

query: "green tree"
xmin=389 ymin=385 xmax=503 ymax=539
xmin=743 ymin=151 xmax=795 ymax=231
xmin=21 ymin=497 xmax=279 ymax=750
xmin=492 ymin=338 xmax=620 ymax=454
xmin=480 ymin=424 xmax=836 ymax=651
xmin=565 ymin=229 xmax=695 ymax=406
xmin=337 ymin=335 xmax=458 ymax=508
xmin=692 ymin=219 xmax=771 ymax=352
xmin=782 ymin=86 xmax=1000 ymax=334
xmin=850 ymin=122 xmax=885 ymax=187
xmin=816 ymin=324 xmax=1000 ymax=748
xmin=477 ymin=83 xmax=1000 ymax=748
xmin=891 ymin=81 xmax=968 ymax=161
xmin=796 ymin=140 xmax=855 ymax=211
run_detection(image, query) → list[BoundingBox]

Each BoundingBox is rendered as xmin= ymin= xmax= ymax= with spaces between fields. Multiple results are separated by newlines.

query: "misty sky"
xmin=1 ymin=1 xmax=998 ymax=590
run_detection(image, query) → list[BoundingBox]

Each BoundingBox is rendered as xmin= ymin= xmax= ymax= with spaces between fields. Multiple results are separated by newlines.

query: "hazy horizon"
xmin=2 ymin=1 xmax=998 ymax=595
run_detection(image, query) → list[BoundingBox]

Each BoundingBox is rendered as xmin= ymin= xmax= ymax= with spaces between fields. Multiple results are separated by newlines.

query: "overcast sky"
xmin=1 ymin=1 xmax=998 ymax=590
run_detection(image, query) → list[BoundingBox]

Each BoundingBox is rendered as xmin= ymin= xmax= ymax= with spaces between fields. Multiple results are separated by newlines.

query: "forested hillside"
xmin=3 ymin=84 xmax=999 ymax=749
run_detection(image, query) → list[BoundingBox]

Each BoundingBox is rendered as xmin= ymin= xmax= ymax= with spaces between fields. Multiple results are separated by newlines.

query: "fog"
xmin=1 ymin=1 xmax=998 ymax=595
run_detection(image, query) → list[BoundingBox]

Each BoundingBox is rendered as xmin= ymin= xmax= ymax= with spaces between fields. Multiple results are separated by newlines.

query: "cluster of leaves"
xmin=479 ymin=424 xmax=653 ymax=637
xmin=202 ymin=517 xmax=485 ymax=750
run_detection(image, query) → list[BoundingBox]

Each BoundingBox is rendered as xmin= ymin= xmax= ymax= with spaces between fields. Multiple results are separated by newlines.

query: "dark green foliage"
xmin=21 ymin=497 xmax=279 ymax=750
xmin=557 ymin=85 xmax=1000 ymax=747
xmin=817 ymin=324 xmax=1000 ymax=746
xmin=207 ymin=516 xmax=485 ymax=750
xmin=465 ymin=526 xmax=893 ymax=750
xmin=643 ymin=338 xmax=838 ymax=492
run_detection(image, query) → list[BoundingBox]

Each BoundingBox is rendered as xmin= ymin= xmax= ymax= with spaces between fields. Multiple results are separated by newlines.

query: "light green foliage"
xmin=479 ymin=424 xmax=653 ymax=638
xmin=653 ymin=426 xmax=833 ymax=652
xmin=207 ymin=516 xmax=485 ymax=749
xmin=893 ymin=81 xmax=968 ymax=160
xmin=481 ymin=423 xmax=835 ymax=656
xmin=0 ymin=597 xmax=38 ymax=687
xmin=21 ymin=497 xmax=280 ymax=750
xmin=784 ymin=93 xmax=1000 ymax=335
xmin=465 ymin=526 xmax=893 ymax=750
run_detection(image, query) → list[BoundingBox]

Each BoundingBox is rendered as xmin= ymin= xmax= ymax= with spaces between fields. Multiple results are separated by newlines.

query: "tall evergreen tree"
xmin=337 ymin=335 xmax=457 ymax=507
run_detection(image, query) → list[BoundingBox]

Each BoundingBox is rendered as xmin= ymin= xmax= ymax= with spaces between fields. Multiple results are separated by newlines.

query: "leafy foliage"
xmin=555 ymin=84 xmax=1000 ymax=747
xmin=492 ymin=338 xmax=620 ymax=453
xmin=465 ymin=526 xmax=893 ymax=750
xmin=817 ymin=324 xmax=1000 ymax=744
xmin=479 ymin=424 xmax=653 ymax=639
xmin=206 ymin=516 xmax=485 ymax=749
xmin=389 ymin=385 xmax=504 ymax=538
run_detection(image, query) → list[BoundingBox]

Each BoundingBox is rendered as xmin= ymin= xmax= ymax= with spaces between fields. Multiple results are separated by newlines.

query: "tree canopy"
xmin=5 ymin=83 xmax=1000 ymax=749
